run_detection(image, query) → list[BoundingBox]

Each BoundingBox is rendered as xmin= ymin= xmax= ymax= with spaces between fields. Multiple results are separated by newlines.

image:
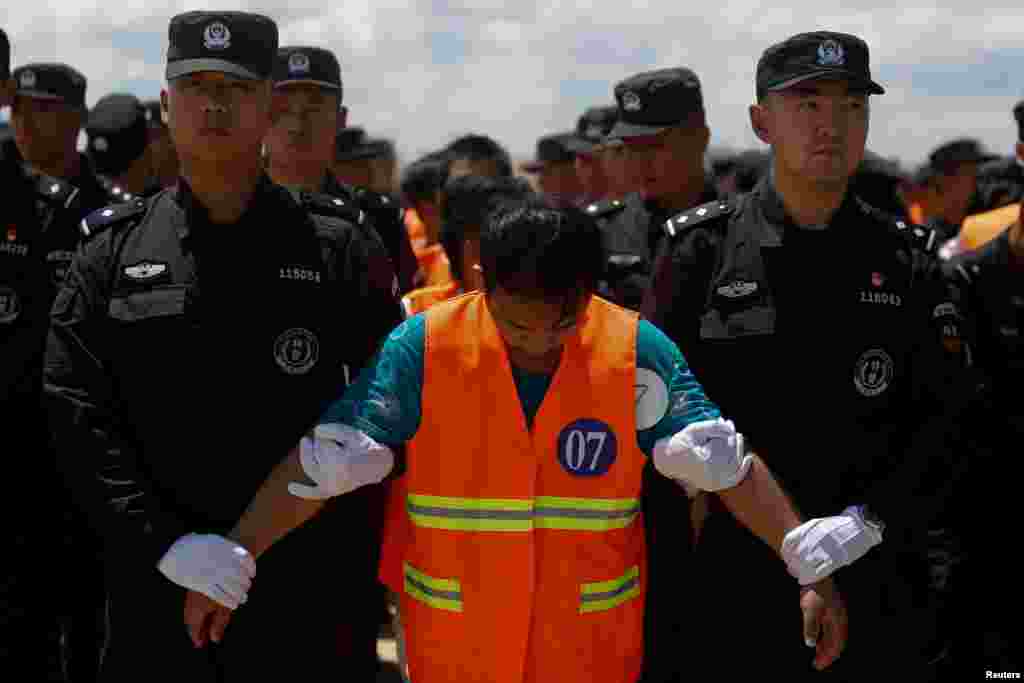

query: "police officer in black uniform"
xmin=2 ymin=46 xmax=128 ymax=683
xmin=43 ymin=12 xmax=401 ymax=681
xmin=566 ymin=105 xmax=618 ymax=206
xmin=586 ymin=67 xmax=717 ymax=311
xmin=522 ymin=131 xmax=583 ymax=207
xmin=943 ymin=202 xmax=1022 ymax=675
xmin=643 ymin=31 xmax=978 ymax=681
xmin=264 ymin=45 xmax=417 ymax=295
xmin=85 ymin=93 xmax=163 ymax=200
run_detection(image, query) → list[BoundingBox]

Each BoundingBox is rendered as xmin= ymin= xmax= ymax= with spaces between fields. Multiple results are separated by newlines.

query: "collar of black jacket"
xmin=755 ymin=175 xmax=863 ymax=246
xmin=173 ymin=172 xmax=277 ymax=242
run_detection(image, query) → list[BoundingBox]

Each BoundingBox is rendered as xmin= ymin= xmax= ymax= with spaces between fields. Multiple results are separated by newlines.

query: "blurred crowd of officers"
xmin=1 ymin=12 xmax=1019 ymax=683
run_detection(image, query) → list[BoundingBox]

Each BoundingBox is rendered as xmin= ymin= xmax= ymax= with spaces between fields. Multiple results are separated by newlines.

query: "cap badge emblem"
xmin=817 ymin=39 xmax=845 ymax=67
xmin=288 ymin=52 xmax=311 ymax=75
xmin=203 ymin=22 xmax=232 ymax=50
xmin=622 ymin=91 xmax=642 ymax=112
xmin=19 ymin=70 xmax=36 ymax=89
xmin=92 ymin=137 xmax=109 ymax=152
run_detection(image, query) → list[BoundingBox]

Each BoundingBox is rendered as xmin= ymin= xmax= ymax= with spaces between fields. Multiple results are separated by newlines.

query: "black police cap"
xmin=928 ymin=138 xmax=998 ymax=170
xmin=523 ymin=132 xmax=577 ymax=172
xmin=566 ymin=106 xmax=618 ymax=154
xmin=757 ymin=31 xmax=884 ymax=98
xmin=610 ymin=68 xmax=704 ymax=139
xmin=1 ymin=28 xmax=10 ymax=79
xmin=12 ymin=63 xmax=87 ymax=107
xmin=166 ymin=11 xmax=277 ymax=81
xmin=274 ymin=46 xmax=342 ymax=96
xmin=85 ymin=94 xmax=149 ymax=175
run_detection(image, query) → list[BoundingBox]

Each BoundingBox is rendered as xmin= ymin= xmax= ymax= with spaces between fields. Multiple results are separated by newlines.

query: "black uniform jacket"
xmin=43 ymin=176 xmax=402 ymax=571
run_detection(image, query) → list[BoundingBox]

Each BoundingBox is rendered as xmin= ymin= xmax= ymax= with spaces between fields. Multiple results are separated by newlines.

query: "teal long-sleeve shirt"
xmin=319 ymin=313 xmax=720 ymax=456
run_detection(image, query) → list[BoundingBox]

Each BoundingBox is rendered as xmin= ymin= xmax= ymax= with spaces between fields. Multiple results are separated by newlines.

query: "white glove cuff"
xmin=652 ymin=418 xmax=752 ymax=492
xmin=781 ymin=505 xmax=884 ymax=586
xmin=289 ymin=425 xmax=395 ymax=500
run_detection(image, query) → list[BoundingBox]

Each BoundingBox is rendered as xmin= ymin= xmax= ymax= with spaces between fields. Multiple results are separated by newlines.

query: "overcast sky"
xmin=3 ymin=2 xmax=1022 ymax=172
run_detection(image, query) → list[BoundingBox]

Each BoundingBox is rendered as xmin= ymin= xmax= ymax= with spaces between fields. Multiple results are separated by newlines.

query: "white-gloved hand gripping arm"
xmin=651 ymin=418 xmax=753 ymax=492
xmin=287 ymin=423 xmax=395 ymax=500
xmin=157 ymin=533 xmax=256 ymax=609
xmin=781 ymin=505 xmax=884 ymax=585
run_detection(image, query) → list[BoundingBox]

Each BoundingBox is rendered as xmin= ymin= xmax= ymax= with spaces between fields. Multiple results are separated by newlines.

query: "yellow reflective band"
xmin=404 ymin=562 xmax=463 ymax=613
xmin=534 ymin=496 xmax=640 ymax=531
xmin=407 ymin=495 xmax=641 ymax=532
xmin=407 ymin=494 xmax=535 ymax=532
xmin=580 ymin=566 xmax=641 ymax=614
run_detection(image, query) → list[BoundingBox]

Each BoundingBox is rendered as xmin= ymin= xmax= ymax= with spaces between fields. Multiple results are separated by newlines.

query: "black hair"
xmin=444 ymin=134 xmax=513 ymax=178
xmin=0 ymin=28 xmax=9 ymax=80
xmin=399 ymin=150 xmax=448 ymax=207
xmin=479 ymin=198 xmax=604 ymax=302
xmin=1015 ymin=100 xmax=1024 ymax=143
xmin=439 ymin=175 xmax=534 ymax=281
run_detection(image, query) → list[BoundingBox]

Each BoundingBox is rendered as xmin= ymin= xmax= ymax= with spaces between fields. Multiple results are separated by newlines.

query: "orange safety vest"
xmin=401 ymin=281 xmax=463 ymax=317
xmin=960 ymin=204 xmax=1020 ymax=252
xmin=380 ymin=293 xmax=647 ymax=683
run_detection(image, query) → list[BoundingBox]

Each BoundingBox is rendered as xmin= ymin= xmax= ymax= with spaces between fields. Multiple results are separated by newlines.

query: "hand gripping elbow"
xmin=288 ymin=424 xmax=395 ymax=500
xmin=651 ymin=418 xmax=752 ymax=492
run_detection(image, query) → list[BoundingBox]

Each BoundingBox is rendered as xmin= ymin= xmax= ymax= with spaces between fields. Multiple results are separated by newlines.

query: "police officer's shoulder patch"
xmin=663 ymin=199 xmax=733 ymax=239
xmin=300 ymin=191 xmax=366 ymax=227
xmin=585 ymin=197 xmax=627 ymax=219
xmin=79 ymin=198 xmax=148 ymax=240
xmin=34 ymin=174 xmax=81 ymax=210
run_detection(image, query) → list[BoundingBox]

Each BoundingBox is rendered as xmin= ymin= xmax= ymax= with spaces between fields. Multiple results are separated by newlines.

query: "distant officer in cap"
xmin=3 ymin=57 xmax=119 ymax=683
xmin=86 ymin=93 xmax=163 ymax=199
xmin=586 ymin=67 xmax=718 ymax=311
xmin=43 ymin=11 xmax=401 ymax=681
xmin=265 ymin=45 xmax=416 ymax=294
xmin=333 ymin=126 xmax=375 ymax=187
xmin=644 ymin=31 xmax=980 ymax=680
xmin=1 ymin=25 xmax=76 ymax=683
xmin=142 ymin=97 xmax=181 ymax=189
xmin=522 ymin=131 xmax=584 ymax=207
xmin=566 ymin=105 xmax=618 ymax=204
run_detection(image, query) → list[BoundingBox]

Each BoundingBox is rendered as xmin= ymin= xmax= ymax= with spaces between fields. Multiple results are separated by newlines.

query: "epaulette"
xmin=857 ymin=198 xmax=940 ymax=254
xmin=79 ymin=197 xmax=147 ymax=240
xmin=106 ymin=184 xmax=135 ymax=204
xmin=33 ymin=174 xmax=81 ymax=210
xmin=663 ymin=199 xmax=733 ymax=239
xmin=584 ymin=197 xmax=627 ymax=218
xmin=300 ymin=191 xmax=366 ymax=226
xmin=353 ymin=187 xmax=405 ymax=223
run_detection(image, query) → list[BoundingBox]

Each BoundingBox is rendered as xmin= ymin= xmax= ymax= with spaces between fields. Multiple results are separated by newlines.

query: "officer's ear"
xmin=159 ymin=89 xmax=170 ymax=127
xmin=338 ymin=105 xmax=349 ymax=130
xmin=749 ymin=101 xmax=772 ymax=146
xmin=1016 ymin=142 xmax=1024 ymax=165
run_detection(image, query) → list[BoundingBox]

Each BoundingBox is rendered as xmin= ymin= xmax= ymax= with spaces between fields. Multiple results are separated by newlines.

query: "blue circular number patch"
xmin=556 ymin=419 xmax=618 ymax=477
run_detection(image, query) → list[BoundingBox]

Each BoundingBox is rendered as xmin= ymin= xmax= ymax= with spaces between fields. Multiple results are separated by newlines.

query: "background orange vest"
xmin=381 ymin=293 xmax=647 ymax=683
xmin=960 ymin=203 xmax=1020 ymax=252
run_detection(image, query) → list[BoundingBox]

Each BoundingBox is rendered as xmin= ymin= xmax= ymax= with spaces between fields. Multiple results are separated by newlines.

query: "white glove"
xmin=157 ymin=533 xmax=256 ymax=609
xmin=781 ymin=505 xmax=884 ymax=585
xmin=287 ymin=424 xmax=395 ymax=500
xmin=652 ymin=418 xmax=753 ymax=492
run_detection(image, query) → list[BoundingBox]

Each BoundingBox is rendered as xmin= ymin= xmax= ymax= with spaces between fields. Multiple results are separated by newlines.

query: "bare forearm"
xmin=716 ymin=454 xmax=802 ymax=553
xmin=227 ymin=446 xmax=326 ymax=559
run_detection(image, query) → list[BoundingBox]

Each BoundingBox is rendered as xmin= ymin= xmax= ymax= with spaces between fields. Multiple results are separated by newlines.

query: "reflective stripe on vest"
xmin=404 ymin=562 xmax=463 ymax=613
xmin=580 ymin=566 xmax=641 ymax=614
xmin=407 ymin=494 xmax=640 ymax=532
